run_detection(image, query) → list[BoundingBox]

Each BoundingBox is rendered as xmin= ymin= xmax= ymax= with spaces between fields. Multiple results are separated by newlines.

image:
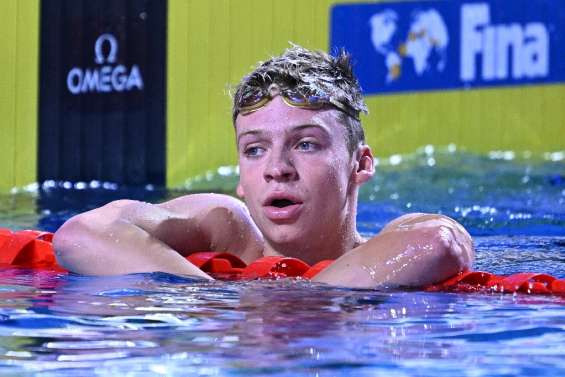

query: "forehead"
xmin=235 ymin=96 xmax=345 ymax=138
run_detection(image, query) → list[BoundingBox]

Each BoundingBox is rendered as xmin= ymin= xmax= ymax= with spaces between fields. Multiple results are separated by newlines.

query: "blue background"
xmin=330 ymin=0 xmax=565 ymax=95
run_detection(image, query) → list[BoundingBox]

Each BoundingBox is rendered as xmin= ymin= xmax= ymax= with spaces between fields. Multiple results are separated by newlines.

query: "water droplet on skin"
xmin=361 ymin=265 xmax=377 ymax=280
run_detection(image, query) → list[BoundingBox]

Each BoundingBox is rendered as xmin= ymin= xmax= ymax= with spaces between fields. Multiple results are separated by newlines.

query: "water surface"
xmin=0 ymin=148 xmax=564 ymax=376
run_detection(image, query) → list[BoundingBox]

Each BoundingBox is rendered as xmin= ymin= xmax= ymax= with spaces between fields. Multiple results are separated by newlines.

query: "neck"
xmin=262 ymin=209 xmax=363 ymax=265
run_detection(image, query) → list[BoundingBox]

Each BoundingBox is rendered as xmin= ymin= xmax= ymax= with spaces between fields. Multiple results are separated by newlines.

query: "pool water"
xmin=0 ymin=148 xmax=564 ymax=376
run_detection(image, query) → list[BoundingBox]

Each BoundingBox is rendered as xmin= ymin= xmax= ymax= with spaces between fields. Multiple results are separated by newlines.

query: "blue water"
xmin=0 ymin=148 xmax=564 ymax=376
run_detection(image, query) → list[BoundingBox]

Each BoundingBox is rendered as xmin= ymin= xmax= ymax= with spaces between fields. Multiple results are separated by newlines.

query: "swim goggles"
xmin=237 ymin=84 xmax=360 ymax=120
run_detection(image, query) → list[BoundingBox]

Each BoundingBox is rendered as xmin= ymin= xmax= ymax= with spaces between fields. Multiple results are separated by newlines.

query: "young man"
xmin=53 ymin=46 xmax=474 ymax=288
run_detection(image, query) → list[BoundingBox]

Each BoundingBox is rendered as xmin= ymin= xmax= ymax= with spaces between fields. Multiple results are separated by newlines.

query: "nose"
xmin=264 ymin=149 xmax=298 ymax=182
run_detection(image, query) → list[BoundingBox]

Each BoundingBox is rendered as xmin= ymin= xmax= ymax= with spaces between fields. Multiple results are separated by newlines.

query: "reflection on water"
xmin=0 ymin=270 xmax=563 ymax=376
xmin=0 ymin=148 xmax=564 ymax=375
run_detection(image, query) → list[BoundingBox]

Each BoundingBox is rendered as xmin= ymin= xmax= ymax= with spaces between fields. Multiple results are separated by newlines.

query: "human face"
xmin=235 ymin=96 xmax=366 ymax=259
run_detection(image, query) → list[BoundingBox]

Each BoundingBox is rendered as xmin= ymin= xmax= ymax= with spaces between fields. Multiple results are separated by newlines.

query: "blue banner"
xmin=330 ymin=0 xmax=565 ymax=95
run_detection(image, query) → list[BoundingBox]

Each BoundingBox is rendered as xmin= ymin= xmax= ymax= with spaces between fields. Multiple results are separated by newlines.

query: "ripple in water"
xmin=0 ymin=148 xmax=564 ymax=376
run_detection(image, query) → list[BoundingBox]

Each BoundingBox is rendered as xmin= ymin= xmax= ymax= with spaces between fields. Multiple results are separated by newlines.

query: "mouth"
xmin=263 ymin=193 xmax=303 ymax=207
xmin=270 ymin=198 xmax=298 ymax=208
xmin=263 ymin=194 xmax=304 ymax=222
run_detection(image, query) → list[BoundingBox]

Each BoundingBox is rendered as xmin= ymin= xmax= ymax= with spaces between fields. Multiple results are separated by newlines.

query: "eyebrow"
xmin=292 ymin=124 xmax=331 ymax=135
xmin=237 ymin=123 xmax=331 ymax=144
xmin=236 ymin=129 xmax=264 ymax=145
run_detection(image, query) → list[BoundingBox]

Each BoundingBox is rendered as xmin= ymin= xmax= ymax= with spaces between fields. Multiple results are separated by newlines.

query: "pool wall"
xmin=0 ymin=0 xmax=38 ymax=193
xmin=1 ymin=0 xmax=564 ymax=193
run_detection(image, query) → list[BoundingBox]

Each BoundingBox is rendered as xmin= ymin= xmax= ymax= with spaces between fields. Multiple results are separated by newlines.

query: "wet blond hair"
xmin=232 ymin=45 xmax=368 ymax=154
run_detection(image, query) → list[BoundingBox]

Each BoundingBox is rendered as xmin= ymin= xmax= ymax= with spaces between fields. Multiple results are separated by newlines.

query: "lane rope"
xmin=1 ymin=228 xmax=563 ymax=295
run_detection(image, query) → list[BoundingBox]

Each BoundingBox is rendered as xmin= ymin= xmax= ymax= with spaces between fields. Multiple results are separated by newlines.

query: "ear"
xmin=352 ymin=145 xmax=374 ymax=185
xmin=236 ymin=181 xmax=245 ymax=198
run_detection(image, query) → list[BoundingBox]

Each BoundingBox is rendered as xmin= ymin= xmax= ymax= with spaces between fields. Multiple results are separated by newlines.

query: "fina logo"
xmin=370 ymin=9 xmax=449 ymax=83
xmin=461 ymin=3 xmax=548 ymax=81
xmin=368 ymin=3 xmax=549 ymax=85
xmin=66 ymin=33 xmax=144 ymax=95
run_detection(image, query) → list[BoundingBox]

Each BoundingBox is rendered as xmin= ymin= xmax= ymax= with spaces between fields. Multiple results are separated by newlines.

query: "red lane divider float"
xmin=0 ymin=228 xmax=64 ymax=271
xmin=425 ymin=270 xmax=565 ymax=295
xmin=1 ymin=228 xmax=564 ymax=295
xmin=186 ymin=252 xmax=333 ymax=280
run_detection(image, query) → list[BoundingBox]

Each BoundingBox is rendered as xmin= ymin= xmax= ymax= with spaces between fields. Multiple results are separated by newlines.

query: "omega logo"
xmin=66 ymin=33 xmax=144 ymax=95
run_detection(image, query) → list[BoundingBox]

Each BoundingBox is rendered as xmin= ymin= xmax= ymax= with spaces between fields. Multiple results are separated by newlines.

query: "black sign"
xmin=39 ymin=0 xmax=166 ymax=185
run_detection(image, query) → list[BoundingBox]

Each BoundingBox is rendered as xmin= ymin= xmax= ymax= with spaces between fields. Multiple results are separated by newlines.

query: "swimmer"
xmin=53 ymin=45 xmax=474 ymax=288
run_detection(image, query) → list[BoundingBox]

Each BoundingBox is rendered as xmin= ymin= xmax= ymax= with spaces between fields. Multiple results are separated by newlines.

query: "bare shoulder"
xmin=54 ymin=194 xmax=264 ymax=271
xmin=376 ymin=213 xmax=474 ymax=270
xmin=159 ymin=193 xmax=264 ymax=263
xmin=158 ymin=193 xmax=250 ymax=219
xmin=313 ymin=213 xmax=474 ymax=288
xmin=379 ymin=213 xmax=472 ymax=240
xmin=55 ymin=199 xmax=141 ymax=238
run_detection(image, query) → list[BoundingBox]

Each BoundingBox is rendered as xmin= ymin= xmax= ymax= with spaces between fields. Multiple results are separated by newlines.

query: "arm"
xmin=53 ymin=194 xmax=264 ymax=277
xmin=312 ymin=213 xmax=474 ymax=288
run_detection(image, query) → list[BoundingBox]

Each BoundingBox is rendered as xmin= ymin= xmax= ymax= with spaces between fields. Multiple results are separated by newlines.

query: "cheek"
xmin=307 ymin=157 xmax=351 ymax=194
xmin=327 ymin=154 xmax=353 ymax=182
xmin=238 ymin=162 xmax=257 ymax=182
xmin=238 ymin=167 xmax=265 ymax=204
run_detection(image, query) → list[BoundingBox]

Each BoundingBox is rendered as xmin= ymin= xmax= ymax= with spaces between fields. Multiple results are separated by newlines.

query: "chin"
xmin=263 ymin=224 xmax=307 ymax=248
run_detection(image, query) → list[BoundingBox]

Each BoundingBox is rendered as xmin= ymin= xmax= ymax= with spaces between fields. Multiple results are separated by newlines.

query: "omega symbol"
xmin=66 ymin=32 xmax=144 ymax=95
xmin=94 ymin=34 xmax=119 ymax=64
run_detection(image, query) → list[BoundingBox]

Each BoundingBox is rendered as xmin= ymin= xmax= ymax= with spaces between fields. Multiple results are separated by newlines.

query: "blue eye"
xmin=296 ymin=141 xmax=317 ymax=151
xmin=244 ymin=146 xmax=264 ymax=157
